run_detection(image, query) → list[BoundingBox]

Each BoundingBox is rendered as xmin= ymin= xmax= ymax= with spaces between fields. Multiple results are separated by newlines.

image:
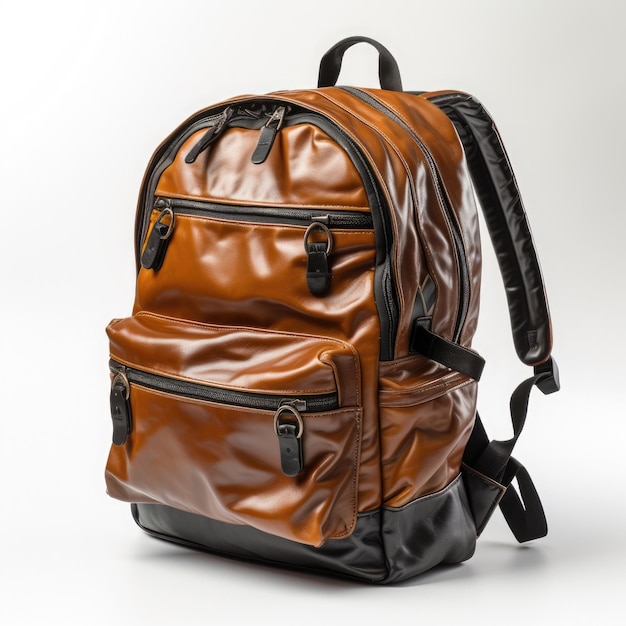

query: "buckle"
xmin=534 ymin=357 xmax=560 ymax=395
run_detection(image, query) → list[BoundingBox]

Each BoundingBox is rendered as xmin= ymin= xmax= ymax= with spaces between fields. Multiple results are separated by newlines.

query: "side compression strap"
xmin=410 ymin=325 xmax=485 ymax=381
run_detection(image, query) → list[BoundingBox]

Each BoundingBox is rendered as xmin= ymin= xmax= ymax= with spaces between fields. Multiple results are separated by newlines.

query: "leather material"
xmin=427 ymin=91 xmax=552 ymax=366
xmin=140 ymin=220 xmax=170 ymax=270
xmin=306 ymin=241 xmax=332 ymax=296
xmin=277 ymin=423 xmax=304 ymax=477
xmin=105 ymin=313 xmax=361 ymax=547
xmin=378 ymin=356 xmax=475 ymax=507
xmin=381 ymin=474 xmax=476 ymax=583
xmin=157 ymin=124 xmax=370 ymax=208
xmin=140 ymin=120 xmax=384 ymax=511
xmin=132 ymin=473 xmax=475 ymax=583
xmin=126 ymin=88 xmax=483 ymax=513
xmin=106 ymin=35 xmax=556 ymax=579
xmin=110 ymin=379 xmax=131 ymax=445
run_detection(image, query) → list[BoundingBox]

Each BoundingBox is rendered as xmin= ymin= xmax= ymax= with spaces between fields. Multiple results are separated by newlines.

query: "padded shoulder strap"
xmin=425 ymin=91 xmax=560 ymax=542
xmin=428 ymin=91 xmax=552 ymax=367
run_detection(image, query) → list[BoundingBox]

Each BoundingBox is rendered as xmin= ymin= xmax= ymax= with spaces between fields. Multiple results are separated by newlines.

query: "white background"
xmin=1 ymin=0 xmax=625 ymax=623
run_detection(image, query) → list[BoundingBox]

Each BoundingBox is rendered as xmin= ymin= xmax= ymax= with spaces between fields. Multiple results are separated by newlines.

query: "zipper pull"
xmin=185 ymin=106 xmax=235 ymax=164
xmin=251 ymin=106 xmax=286 ymax=165
xmin=304 ymin=221 xmax=333 ymax=297
xmin=141 ymin=200 xmax=176 ymax=271
xmin=110 ymin=370 xmax=132 ymax=446
xmin=274 ymin=400 xmax=305 ymax=477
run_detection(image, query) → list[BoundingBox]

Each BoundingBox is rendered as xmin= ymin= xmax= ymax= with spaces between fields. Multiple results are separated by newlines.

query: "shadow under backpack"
xmin=105 ymin=36 xmax=560 ymax=583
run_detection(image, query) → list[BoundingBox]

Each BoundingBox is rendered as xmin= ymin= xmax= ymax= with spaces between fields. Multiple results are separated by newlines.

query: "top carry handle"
xmin=318 ymin=36 xmax=403 ymax=91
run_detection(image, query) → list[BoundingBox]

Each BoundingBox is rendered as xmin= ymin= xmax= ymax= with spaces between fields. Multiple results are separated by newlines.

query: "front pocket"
xmin=134 ymin=200 xmax=377 ymax=330
xmin=105 ymin=312 xmax=361 ymax=547
xmin=379 ymin=355 xmax=476 ymax=508
xmin=140 ymin=196 xmax=373 ymax=297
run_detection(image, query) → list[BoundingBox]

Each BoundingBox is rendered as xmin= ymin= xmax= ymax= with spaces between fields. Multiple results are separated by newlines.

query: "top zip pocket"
xmin=150 ymin=196 xmax=374 ymax=229
xmin=185 ymin=104 xmax=289 ymax=165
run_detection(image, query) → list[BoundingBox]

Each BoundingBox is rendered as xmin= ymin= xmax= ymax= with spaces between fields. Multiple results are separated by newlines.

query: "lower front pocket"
xmin=105 ymin=313 xmax=361 ymax=547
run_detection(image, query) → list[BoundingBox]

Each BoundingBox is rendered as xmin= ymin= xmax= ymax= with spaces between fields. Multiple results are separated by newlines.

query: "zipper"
xmin=136 ymin=101 xmax=399 ymax=360
xmin=341 ymin=87 xmax=470 ymax=343
xmin=251 ymin=106 xmax=287 ymax=164
xmin=109 ymin=359 xmax=329 ymax=476
xmin=109 ymin=360 xmax=339 ymax=413
xmin=152 ymin=196 xmax=374 ymax=229
xmin=136 ymin=102 xmax=277 ymax=262
xmin=184 ymin=106 xmax=237 ymax=164
xmin=142 ymin=197 xmax=374 ymax=296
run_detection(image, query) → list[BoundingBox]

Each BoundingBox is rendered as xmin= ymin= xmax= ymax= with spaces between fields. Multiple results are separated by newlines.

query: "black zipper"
xmin=109 ymin=360 xmax=339 ymax=413
xmin=135 ymin=103 xmax=273 ymax=264
xmin=153 ymin=197 xmax=374 ymax=229
xmin=341 ymin=87 xmax=471 ymax=343
xmin=136 ymin=101 xmax=399 ymax=360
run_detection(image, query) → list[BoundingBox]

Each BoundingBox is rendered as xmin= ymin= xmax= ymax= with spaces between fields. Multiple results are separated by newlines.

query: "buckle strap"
xmin=463 ymin=363 xmax=557 ymax=543
xmin=410 ymin=323 xmax=485 ymax=381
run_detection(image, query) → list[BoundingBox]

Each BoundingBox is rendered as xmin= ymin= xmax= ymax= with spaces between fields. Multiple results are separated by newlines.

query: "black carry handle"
xmin=318 ymin=36 xmax=403 ymax=91
xmin=429 ymin=92 xmax=553 ymax=368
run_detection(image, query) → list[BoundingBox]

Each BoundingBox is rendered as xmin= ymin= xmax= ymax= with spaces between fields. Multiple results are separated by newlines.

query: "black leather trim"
xmin=381 ymin=474 xmax=476 ymax=583
xmin=134 ymin=105 xmax=399 ymax=361
xmin=132 ymin=504 xmax=388 ymax=582
xmin=131 ymin=474 xmax=475 ymax=583
xmin=428 ymin=92 xmax=552 ymax=366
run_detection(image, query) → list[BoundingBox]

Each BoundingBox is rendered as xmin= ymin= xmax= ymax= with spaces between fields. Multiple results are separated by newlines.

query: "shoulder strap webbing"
xmin=427 ymin=91 xmax=560 ymax=542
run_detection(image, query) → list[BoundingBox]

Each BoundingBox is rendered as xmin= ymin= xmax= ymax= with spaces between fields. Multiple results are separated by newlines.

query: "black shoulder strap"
xmin=428 ymin=91 xmax=552 ymax=366
xmin=427 ymin=91 xmax=560 ymax=542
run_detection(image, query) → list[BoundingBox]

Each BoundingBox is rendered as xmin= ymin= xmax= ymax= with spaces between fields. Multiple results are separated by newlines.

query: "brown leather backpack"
xmin=105 ymin=36 xmax=559 ymax=583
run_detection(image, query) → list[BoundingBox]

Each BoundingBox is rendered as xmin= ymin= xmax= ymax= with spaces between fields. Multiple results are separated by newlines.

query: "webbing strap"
xmin=463 ymin=369 xmax=552 ymax=542
xmin=410 ymin=324 xmax=485 ymax=381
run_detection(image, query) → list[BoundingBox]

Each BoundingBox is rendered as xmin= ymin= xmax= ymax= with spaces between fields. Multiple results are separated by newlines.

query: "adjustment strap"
xmin=410 ymin=323 xmax=485 ymax=381
xmin=463 ymin=362 xmax=557 ymax=542
xmin=499 ymin=460 xmax=548 ymax=542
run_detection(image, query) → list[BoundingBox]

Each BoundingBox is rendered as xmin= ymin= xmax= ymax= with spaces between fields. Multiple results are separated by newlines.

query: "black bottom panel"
xmin=381 ymin=474 xmax=477 ymax=583
xmin=132 ymin=474 xmax=476 ymax=584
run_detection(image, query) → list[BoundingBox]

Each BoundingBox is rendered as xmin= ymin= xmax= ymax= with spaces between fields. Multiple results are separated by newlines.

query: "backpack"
xmin=105 ymin=36 xmax=559 ymax=583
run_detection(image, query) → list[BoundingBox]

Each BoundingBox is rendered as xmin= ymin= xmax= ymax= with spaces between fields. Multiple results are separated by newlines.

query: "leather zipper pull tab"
xmin=110 ymin=372 xmax=132 ymax=446
xmin=251 ymin=106 xmax=286 ymax=164
xmin=304 ymin=222 xmax=333 ymax=296
xmin=274 ymin=401 xmax=305 ymax=477
xmin=185 ymin=106 xmax=235 ymax=164
xmin=141 ymin=201 xmax=175 ymax=270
